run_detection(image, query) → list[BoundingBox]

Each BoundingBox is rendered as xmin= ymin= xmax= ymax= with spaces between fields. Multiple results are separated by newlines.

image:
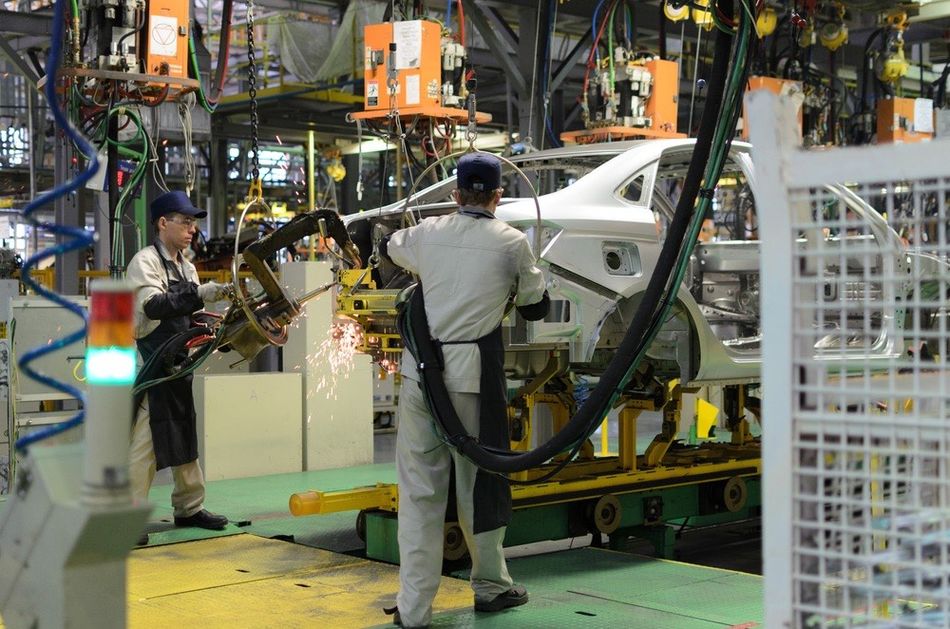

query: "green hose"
xmin=189 ymin=32 xmax=216 ymax=113
xmin=104 ymin=107 xmax=149 ymax=266
xmin=591 ymin=0 xmax=755 ymax=439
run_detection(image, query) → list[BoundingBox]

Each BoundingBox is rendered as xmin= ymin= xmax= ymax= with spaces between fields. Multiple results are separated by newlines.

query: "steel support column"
xmin=548 ymin=28 xmax=591 ymax=95
xmin=0 ymin=35 xmax=39 ymax=86
xmin=53 ymin=133 xmax=80 ymax=295
xmin=546 ymin=87 xmax=564 ymax=152
xmin=564 ymin=101 xmax=582 ymax=129
xmin=209 ymin=134 xmax=229 ymax=238
xmin=0 ymin=9 xmax=53 ymax=36
xmin=463 ymin=0 xmax=526 ymax=95
xmin=485 ymin=7 xmax=519 ymax=54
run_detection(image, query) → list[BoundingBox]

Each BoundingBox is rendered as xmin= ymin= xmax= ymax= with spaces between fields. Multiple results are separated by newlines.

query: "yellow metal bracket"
xmin=247 ymin=178 xmax=264 ymax=203
xmin=643 ymin=383 xmax=683 ymax=468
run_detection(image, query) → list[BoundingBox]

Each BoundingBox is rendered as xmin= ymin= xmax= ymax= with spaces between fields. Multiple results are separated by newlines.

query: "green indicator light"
xmin=85 ymin=347 xmax=137 ymax=385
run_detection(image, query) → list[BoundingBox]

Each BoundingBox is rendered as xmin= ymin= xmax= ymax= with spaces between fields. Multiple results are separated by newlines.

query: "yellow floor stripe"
xmin=128 ymin=533 xmax=362 ymax=599
xmin=0 ymin=535 xmax=473 ymax=628
xmin=128 ymin=534 xmax=473 ymax=628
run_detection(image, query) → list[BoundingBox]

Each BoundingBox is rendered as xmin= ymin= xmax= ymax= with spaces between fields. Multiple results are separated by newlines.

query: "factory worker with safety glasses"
xmin=125 ymin=190 xmax=232 ymax=546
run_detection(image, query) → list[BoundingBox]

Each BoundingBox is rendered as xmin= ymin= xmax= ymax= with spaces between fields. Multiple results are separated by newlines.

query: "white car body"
xmin=347 ymin=139 xmax=931 ymax=386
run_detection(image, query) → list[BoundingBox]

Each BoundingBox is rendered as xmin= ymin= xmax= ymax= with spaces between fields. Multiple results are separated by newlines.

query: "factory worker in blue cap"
xmin=379 ymin=153 xmax=550 ymax=628
xmin=125 ymin=190 xmax=232 ymax=546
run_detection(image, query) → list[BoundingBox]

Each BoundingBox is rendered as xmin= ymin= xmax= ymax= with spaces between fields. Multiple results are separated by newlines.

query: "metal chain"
xmin=465 ymin=75 xmax=478 ymax=149
xmin=247 ymin=0 xmax=260 ymax=183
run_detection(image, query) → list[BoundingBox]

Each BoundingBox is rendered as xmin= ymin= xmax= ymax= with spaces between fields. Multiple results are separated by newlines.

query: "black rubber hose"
xmin=134 ymin=326 xmax=207 ymax=386
xmin=932 ymin=62 xmax=950 ymax=108
xmin=207 ymin=0 xmax=234 ymax=105
xmin=408 ymin=13 xmax=738 ymax=474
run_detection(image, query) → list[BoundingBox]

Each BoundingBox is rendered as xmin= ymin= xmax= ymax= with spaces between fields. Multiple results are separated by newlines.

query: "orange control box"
xmin=145 ymin=0 xmax=190 ymax=80
xmin=741 ymin=76 xmax=803 ymax=141
xmin=363 ymin=20 xmax=443 ymax=112
xmin=877 ymin=97 xmax=933 ymax=143
xmin=643 ymin=58 xmax=680 ymax=135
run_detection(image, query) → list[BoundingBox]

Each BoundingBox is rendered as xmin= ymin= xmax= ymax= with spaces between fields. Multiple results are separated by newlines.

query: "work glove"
xmin=197 ymin=281 xmax=230 ymax=303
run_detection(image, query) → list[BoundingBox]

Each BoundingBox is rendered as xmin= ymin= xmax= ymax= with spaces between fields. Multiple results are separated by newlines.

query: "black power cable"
xmin=932 ymin=62 xmax=950 ymax=108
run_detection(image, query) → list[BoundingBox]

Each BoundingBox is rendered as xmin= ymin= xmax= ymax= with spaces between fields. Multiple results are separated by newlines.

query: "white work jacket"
xmin=126 ymin=240 xmax=201 ymax=340
xmin=387 ymin=208 xmax=546 ymax=393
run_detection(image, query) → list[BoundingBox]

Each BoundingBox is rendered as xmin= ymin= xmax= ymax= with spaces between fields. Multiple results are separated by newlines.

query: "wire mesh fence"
xmin=753 ymin=91 xmax=950 ymax=628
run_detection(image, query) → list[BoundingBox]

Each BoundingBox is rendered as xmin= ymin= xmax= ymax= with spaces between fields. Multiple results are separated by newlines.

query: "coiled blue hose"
xmin=15 ymin=0 xmax=100 ymax=451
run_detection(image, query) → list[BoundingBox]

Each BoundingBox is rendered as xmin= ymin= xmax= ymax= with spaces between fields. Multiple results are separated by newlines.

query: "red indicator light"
xmin=89 ymin=288 xmax=134 ymax=347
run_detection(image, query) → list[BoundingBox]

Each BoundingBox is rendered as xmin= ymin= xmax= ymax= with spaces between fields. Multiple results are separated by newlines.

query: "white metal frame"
xmin=752 ymin=90 xmax=950 ymax=628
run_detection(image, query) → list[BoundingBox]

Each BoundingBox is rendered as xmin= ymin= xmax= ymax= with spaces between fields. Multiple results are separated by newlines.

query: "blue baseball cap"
xmin=457 ymin=153 xmax=501 ymax=192
xmin=150 ymin=190 xmax=208 ymax=223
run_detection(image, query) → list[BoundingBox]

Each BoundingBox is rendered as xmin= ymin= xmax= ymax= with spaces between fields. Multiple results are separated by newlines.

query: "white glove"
xmin=197 ymin=281 xmax=229 ymax=303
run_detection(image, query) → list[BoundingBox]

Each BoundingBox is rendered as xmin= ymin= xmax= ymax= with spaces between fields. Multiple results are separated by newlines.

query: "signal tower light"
xmin=86 ymin=282 xmax=137 ymax=385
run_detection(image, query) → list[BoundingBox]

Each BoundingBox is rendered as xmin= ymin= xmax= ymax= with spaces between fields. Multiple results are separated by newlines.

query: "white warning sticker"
xmin=367 ymin=82 xmax=379 ymax=107
xmin=405 ymin=74 xmax=420 ymax=106
xmin=150 ymin=15 xmax=179 ymax=57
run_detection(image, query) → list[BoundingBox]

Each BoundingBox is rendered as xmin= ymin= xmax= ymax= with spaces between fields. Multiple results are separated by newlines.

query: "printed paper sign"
xmin=914 ymin=98 xmax=934 ymax=134
xmin=394 ymin=21 xmax=422 ymax=69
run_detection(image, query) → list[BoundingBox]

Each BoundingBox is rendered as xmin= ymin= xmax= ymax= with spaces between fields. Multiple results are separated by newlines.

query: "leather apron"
xmin=443 ymin=206 xmax=512 ymax=533
xmin=136 ymin=245 xmax=199 ymax=470
xmin=472 ymin=326 xmax=511 ymax=533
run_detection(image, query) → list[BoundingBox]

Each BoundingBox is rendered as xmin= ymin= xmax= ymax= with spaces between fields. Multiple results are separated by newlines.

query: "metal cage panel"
xmin=751 ymin=91 xmax=950 ymax=628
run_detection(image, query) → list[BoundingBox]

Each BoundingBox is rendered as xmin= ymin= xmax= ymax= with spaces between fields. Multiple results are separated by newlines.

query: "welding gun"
xmin=213 ymin=209 xmax=361 ymax=362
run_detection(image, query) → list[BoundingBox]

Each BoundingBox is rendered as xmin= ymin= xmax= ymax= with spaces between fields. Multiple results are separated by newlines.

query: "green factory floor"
xmin=141 ymin=462 xmax=397 ymax=552
xmin=128 ymin=461 xmax=763 ymax=628
xmin=122 ymin=533 xmax=762 ymax=629
xmin=0 ymin=459 xmax=763 ymax=627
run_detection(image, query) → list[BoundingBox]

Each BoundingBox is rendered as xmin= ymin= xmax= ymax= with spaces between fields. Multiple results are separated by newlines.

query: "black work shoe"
xmin=474 ymin=585 xmax=529 ymax=612
xmin=383 ymin=605 xmax=429 ymax=628
xmin=136 ymin=532 xmax=149 ymax=546
xmin=174 ymin=509 xmax=228 ymax=530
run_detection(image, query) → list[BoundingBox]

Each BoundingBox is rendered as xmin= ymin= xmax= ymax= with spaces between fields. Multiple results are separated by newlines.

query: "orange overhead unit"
xmin=144 ymin=0 xmax=190 ymax=80
xmin=562 ymin=57 xmax=685 ymax=144
xmin=353 ymin=19 xmax=490 ymax=124
xmin=363 ymin=20 xmax=443 ymax=112
xmin=741 ymin=76 xmax=803 ymax=141
xmin=642 ymin=58 xmax=680 ymax=136
xmin=876 ymin=97 xmax=934 ymax=144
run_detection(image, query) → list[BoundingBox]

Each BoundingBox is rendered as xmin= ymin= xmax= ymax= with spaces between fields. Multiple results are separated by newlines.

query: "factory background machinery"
xmin=1 ymin=0 xmax=950 ymax=627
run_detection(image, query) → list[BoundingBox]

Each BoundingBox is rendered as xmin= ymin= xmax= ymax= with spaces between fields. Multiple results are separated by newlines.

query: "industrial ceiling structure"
xmin=3 ymin=3 xmax=950 ymax=627
xmin=1 ymin=0 xmax=949 ymax=270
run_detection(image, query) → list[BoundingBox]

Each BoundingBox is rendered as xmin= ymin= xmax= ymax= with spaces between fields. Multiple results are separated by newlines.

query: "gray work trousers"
xmin=129 ymin=399 xmax=205 ymax=518
xmin=395 ymin=379 xmax=512 ymax=627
